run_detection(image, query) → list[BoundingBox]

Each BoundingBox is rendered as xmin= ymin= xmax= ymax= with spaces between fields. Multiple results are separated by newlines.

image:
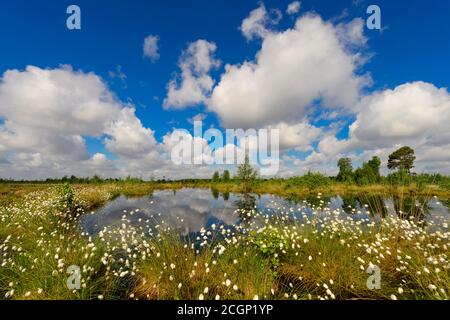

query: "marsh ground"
xmin=0 ymin=181 xmax=449 ymax=300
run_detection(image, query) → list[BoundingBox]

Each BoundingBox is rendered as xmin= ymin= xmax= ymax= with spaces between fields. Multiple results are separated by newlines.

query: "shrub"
xmin=288 ymin=172 xmax=332 ymax=190
xmin=56 ymin=183 xmax=74 ymax=212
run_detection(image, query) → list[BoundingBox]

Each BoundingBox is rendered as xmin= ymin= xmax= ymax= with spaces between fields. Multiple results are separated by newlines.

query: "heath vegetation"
xmin=0 ymin=146 xmax=449 ymax=300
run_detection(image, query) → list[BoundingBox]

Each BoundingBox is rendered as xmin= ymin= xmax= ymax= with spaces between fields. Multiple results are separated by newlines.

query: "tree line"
xmin=1 ymin=146 xmax=448 ymax=188
xmin=336 ymin=146 xmax=416 ymax=184
xmin=219 ymin=146 xmax=449 ymax=189
xmin=0 ymin=175 xmax=146 ymax=184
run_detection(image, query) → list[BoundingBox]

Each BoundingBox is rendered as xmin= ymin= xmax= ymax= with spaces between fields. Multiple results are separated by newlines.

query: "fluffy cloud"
xmin=0 ymin=66 xmax=122 ymax=136
xmin=104 ymin=107 xmax=158 ymax=159
xmin=241 ymin=4 xmax=272 ymax=40
xmin=161 ymin=128 xmax=278 ymax=174
xmin=161 ymin=8 xmax=370 ymax=169
xmin=0 ymin=65 xmax=123 ymax=176
xmin=162 ymin=129 xmax=211 ymax=165
xmin=288 ymin=81 xmax=450 ymax=175
xmin=0 ymin=66 xmax=237 ymax=180
xmin=286 ymin=1 xmax=301 ymax=15
xmin=349 ymin=82 xmax=450 ymax=148
xmin=143 ymin=35 xmax=160 ymax=61
xmin=208 ymin=14 xmax=369 ymax=128
xmin=342 ymin=81 xmax=450 ymax=173
xmin=336 ymin=18 xmax=368 ymax=48
xmin=0 ymin=65 xmax=161 ymax=179
xmin=266 ymin=121 xmax=322 ymax=151
xmin=164 ymin=40 xmax=220 ymax=109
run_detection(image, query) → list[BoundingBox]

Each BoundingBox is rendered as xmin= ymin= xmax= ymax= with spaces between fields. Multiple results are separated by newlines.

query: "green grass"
xmin=134 ymin=233 xmax=274 ymax=300
xmin=0 ymin=183 xmax=449 ymax=300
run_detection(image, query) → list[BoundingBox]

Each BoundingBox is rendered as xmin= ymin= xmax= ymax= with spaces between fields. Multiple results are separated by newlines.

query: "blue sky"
xmin=0 ymin=0 xmax=449 ymax=179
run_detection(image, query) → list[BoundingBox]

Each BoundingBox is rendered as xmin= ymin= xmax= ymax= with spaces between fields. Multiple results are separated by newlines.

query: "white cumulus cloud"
xmin=208 ymin=14 xmax=370 ymax=128
xmin=349 ymin=81 xmax=450 ymax=149
xmin=240 ymin=3 xmax=281 ymax=41
xmin=0 ymin=65 xmax=161 ymax=179
xmin=164 ymin=40 xmax=220 ymax=109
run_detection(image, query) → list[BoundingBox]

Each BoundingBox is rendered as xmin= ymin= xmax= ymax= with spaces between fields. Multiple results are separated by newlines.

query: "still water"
xmin=82 ymin=188 xmax=449 ymax=236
